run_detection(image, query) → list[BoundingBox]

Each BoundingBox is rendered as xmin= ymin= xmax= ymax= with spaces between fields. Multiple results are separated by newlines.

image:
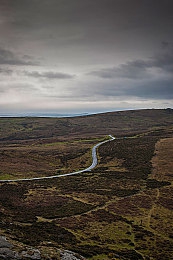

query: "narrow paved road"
xmin=0 ymin=135 xmax=115 ymax=183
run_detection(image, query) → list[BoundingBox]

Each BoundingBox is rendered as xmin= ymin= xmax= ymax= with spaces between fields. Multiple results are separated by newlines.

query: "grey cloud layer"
xmin=3 ymin=0 xmax=173 ymax=32
xmin=0 ymin=47 xmax=38 ymax=66
xmin=25 ymin=71 xmax=75 ymax=79
xmin=89 ymin=60 xmax=150 ymax=79
xmin=0 ymin=0 xmax=172 ymax=113
xmin=89 ymin=46 xmax=173 ymax=79
xmin=0 ymin=82 xmax=37 ymax=93
xmin=85 ymin=45 xmax=173 ymax=101
xmin=71 ymin=78 xmax=173 ymax=101
xmin=0 ymin=67 xmax=12 ymax=74
xmin=1 ymin=0 xmax=173 ymax=54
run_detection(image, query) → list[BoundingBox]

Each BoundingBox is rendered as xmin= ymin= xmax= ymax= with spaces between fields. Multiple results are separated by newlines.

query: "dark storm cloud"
xmin=89 ymin=46 xmax=173 ymax=79
xmin=161 ymin=41 xmax=170 ymax=49
xmin=25 ymin=71 xmax=75 ymax=79
xmin=129 ymin=80 xmax=173 ymax=100
xmin=151 ymin=45 xmax=173 ymax=72
xmin=2 ymin=0 xmax=173 ymax=48
xmin=74 ymin=78 xmax=173 ymax=101
xmin=89 ymin=60 xmax=150 ymax=79
xmin=1 ymin=0 xmax=173 ymax=69
xmin=0 ymin=47 xmax=38 ymax=66
xmin=4 ymin=0 xmax=173 ymax=29
xmin=78 ymin=43 xmax=173 ymax=100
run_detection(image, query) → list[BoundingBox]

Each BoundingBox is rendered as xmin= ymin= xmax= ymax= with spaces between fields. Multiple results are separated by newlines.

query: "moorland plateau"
xmin=0 ymin=108 xmax=173 ymax=259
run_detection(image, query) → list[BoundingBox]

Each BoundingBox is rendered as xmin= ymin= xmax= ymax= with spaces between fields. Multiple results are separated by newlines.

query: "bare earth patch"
xmin=152 ymin=137 xmax=173 ymax=182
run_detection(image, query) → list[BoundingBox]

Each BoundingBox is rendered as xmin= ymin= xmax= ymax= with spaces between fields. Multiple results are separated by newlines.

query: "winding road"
xmin=0 ymin=135 xmax=115 ymax=183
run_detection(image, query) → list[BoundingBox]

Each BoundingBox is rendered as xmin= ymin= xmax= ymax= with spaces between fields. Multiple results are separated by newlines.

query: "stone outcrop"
xmin=0 ymin=236 xmax=85 ymax=260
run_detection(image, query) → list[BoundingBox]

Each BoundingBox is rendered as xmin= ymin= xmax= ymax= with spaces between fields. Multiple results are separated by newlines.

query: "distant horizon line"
xmin=0 ymin=108 xmax=172 ymax=118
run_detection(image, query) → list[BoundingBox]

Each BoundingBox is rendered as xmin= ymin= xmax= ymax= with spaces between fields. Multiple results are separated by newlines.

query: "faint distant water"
xmin=0 ymin=112 xmax=89 ymax=118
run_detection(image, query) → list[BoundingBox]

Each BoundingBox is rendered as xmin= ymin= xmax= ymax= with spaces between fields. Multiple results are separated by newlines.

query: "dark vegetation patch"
xmin=107 ymin=193 xmax=154 ymax=219
xmin=0 ymin=184 xmax=94 ymax=222
xmin=72 ymin=245 xmax=144 ymax=260
xmin=133 ymin=225 xmax=154 ymax=240
xmin=158 ymin=197 xmax=173 ymax=210
xmin=146 ymin=179 xmax=171 ymax=189
xmin=87 ymin=209 xmax=126 ymax=223
xmin=99 ymin=136 xmax=158 ymax=180
xmin=108 ymin=198 xmax=142 ymax=217
xmin=4 ymin=222 xmax=77 ymax=246
xmin=71 ymin=244 xmax=111 ymax=258
xmin=118 ymin=249 xmax=144 ymax=260
xmin=55 ymin=209 xmax=130 ymax=231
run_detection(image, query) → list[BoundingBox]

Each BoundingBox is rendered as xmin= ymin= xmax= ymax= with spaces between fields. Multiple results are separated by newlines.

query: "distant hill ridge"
xmin=0 ymin=108 xmax=173 ymax=141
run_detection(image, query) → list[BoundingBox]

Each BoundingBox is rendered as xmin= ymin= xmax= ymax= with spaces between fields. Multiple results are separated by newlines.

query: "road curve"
xmin=0 ymin=135 xmax=115 ymax=183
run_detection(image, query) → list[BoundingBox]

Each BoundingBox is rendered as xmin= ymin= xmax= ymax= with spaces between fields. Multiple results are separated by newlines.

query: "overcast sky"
xmin=0 ymin=0 xmax=173 ymax=115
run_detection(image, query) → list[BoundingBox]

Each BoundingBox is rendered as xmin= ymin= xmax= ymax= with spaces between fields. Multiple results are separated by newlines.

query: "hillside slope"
xmin=0 ymin=108 xmax=173 ymax=259
xmin=0 ymin=109 xmax=173 ymax=141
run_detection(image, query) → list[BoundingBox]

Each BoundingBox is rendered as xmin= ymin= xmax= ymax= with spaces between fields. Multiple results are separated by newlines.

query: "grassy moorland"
xmin=0 ymin=108 xmax=173 ymax=259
